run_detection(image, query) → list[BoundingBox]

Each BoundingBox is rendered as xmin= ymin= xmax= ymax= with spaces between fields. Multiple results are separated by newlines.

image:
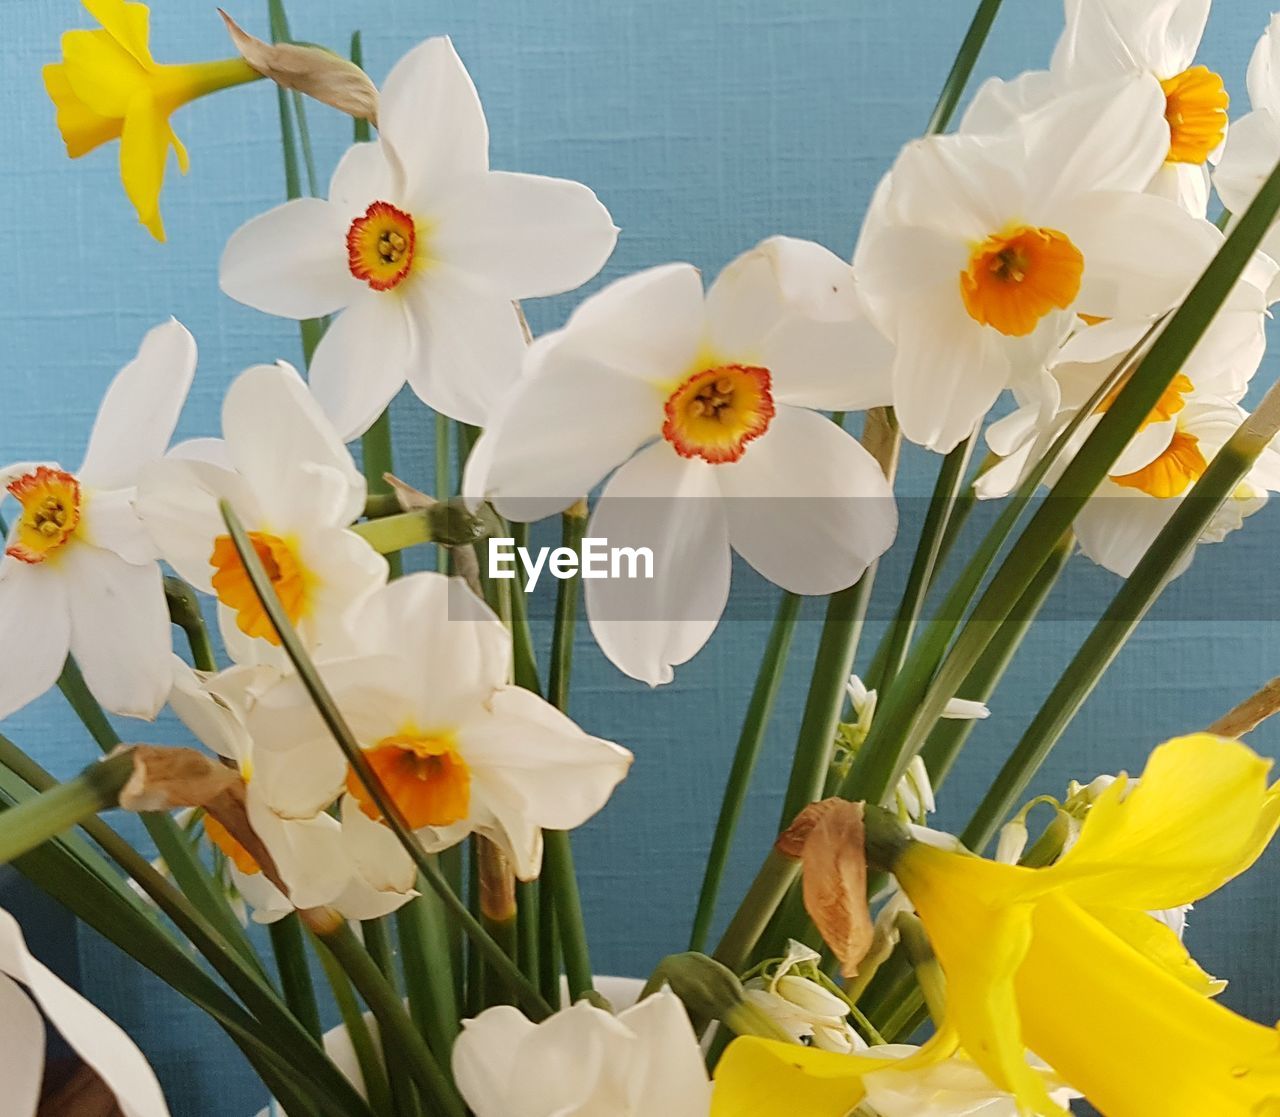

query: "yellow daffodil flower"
xmin=714 ymin=734 xmax=1280 ymax=1117
xmin=43 ymin=0 xmax=261 ymax=240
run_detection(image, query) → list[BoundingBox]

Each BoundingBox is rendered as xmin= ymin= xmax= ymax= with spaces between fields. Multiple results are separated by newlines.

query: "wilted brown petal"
xmin=794 ymin=799 xmax=874 ymax=979
xmin=219 ymin=10 xmax=379 ymax=125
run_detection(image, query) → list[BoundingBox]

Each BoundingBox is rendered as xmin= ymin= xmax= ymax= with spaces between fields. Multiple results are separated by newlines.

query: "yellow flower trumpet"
xmin=714 ymin=734 xmax=1280 ymax=1117
xmin=43 ymin=0 xmax=261 ymax=240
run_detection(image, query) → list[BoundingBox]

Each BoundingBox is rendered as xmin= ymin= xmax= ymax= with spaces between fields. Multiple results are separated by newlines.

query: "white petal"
xmin=340 ymin=795 xmax=417 ymax=896
xmin=1025 ymin=76 xmax=1169 ymax=206
xmin=619 ymin=989 xmax=712 ymax=1117
xmin=135 ymin=457 xmax=260 ymax=591
xmin=307 ymin=294 xmax=414 ymax=442
xmin=585 ymin=443 xmax=730 ymax=686
xmin=167 ymin=657 xmax=253 ymax=767
xmin=219 ymin=198 xmax=355 ymax=320
xmin=717 ymin=407 xmax=897 ymax=594
xmin=1053 ymin=0 xmax=1209 ymax=80
xmin=761 ymin=313 xmax=894 ymax=412
xmin=1074 ymin=484 xmax=1186 ymax=577
xmin=0 ymin=907 xmax=171 ymax=1117
xmin=78 ymin=487 xmax=156 ymax=565
xmin=1214 ymin=110 xmax=1280 ymax=221
xmin=64 ymin=547 xmax=171 ymax=719
xmin=453 ymin=1007 xmax=536 ymax=1117
xmin=941 ymin=698 xmax=990 ymax=720
xmin=0 ymin=971 xmax=43 ymax=1117
xmin=467 ymin=354 xmax=662 ymax=521
xmin=551 ymin=264 xmax=706 ymax=384
xmin=1058 ymin=190 xmax=1222 ymax=320
xmin=1247 ymin=16 xmax=1280 ymax=113
xmin=960 ymin=71 xmax=1055 ymax=134
xmin=222 ymin=362 xmax=365 ymax=528
xmin=1148 ymin=162 xmax=1211 ymax=219
xmin=405 ymin=272 xmax=527 ymax=425
xmin=0 ymin=561 xmax=68 ymax=720
xmin=77 ymin=320 xmax=197 ymax=490
xmin=290 ymin=527 xmax=388 ymax=659
xmin=379 ymin=38 xmax=489 ymax=203
xmin=432 ymin=171 xmax=616 ymax=298
xmin=328 ymin=140 xmax=398 ymax=217
xmin=252 ymin=738 xmax=348 ymax=820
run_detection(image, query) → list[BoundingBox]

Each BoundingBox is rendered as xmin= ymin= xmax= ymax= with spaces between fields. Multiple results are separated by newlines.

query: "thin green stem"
xmin=270 ymin=914 xmax=324 ymax=1040
xmin=690 ymin=592 xmax=801 ymax=952
xmin=544 ymin=829 xmax=592 ymax=1001
xmin=220 ymin=501 xmax=553 ymax=1019
xmin=547 ymin=507 xmax=587 ymax=711
xmin=397 ymin=881 xmax=460 ymax=1059
xmin=315 ymin=932 xmax=395 ymax=1116
xmin=713 ymin=850 xmax=798 ymax=976
xmin=509 ymin=521 xmax=542 ymax=695
xmin=0 ymin=751 xmax=134 ymax=863
xmin=165 ymin=576 xmax=217 ymax=671
xmin=926 ymin=0 xmax=1007 ymax=135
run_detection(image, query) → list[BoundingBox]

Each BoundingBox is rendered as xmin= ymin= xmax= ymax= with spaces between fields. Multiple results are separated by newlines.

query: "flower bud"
xmin=743 ymin=941 xmax=866 ymax=1054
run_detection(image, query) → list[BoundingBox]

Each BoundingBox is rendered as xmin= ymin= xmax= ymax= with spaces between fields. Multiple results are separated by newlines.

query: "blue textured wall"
xmin=5 ymin=1 xmax=1280 ymax=1112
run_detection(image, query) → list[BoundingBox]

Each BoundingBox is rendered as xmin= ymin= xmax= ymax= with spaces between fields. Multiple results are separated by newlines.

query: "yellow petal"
xmin=118 ymin=92 xmax=169 ymax=240
xmin=712 ymin=1038 xmax=888 ymax=1117
xmin=1050 ymin=734 xmax=1280 ymax=910
xmin=82 ymin=0 xmax=153 ymax=66
xmin=60 ymin=27 xmax=147 ymax=117
xmin=42 ymin=62 xmax=121 ymax=157
xmin=1017 ymin=894 xmax=1280 ymax=1115
xmin=1088 ymin=906 xmax=1226 ymax=998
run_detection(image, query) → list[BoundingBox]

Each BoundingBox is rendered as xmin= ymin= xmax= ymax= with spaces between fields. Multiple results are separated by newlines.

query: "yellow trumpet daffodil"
xmin=43 ymin=0 xmax=260 ymax=240
xmin=714 ymin=734 xmax=1280 ymax=1117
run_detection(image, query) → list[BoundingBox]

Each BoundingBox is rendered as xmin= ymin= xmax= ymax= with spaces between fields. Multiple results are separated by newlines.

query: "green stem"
xmin=165 ymin=576 xmax=217 ymax=671
xmin=689 ymin=592 xmax=801 ymax=952
xmin=270 ymin=914 xmax=324 ymax=1040
xmin=547 ymin=506 xmax=588 ymax=711
xmin=926 ymin=0 xmax=1007 ymax=134
xmin=220 ymin=501 xmax=553 ymax=1019
xmin=315 ymin=932 xmax=395 ymax=1117
xmin=397 ymin=881 xmax=460 ymax=1059
xmin=962 ymin=381 xmax=1280 ymax=852
xmin=537 ymin=882 xmax=561 ymax=1007
xmin=0 ymin=751 xmax=133 ymax=863
xmin=509 ymin=521 xmax=542 ymax=694
xmin=517 ymin=878 xmax=540 ymax=983
xmin=544 ymin=830 xmax=592 ymax=1001
xmin=712 ymin=850 xmax=798 ymax=976
xmin=316 ymin=920 xmax=463 ymax=1117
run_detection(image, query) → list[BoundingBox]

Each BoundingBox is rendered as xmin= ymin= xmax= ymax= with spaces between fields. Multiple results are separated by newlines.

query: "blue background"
xmin=5 ymin=0 xmax=1280 ymax=1112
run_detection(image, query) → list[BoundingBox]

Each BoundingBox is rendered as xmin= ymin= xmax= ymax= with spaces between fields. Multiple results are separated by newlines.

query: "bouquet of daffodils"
xmin=9 ymin=0 xmax=1280 ymax=1113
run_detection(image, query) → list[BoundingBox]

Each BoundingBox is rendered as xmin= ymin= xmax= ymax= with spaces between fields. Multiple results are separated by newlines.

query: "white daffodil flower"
xmin=744 ymin=941 xmax=865 ymax=1055
xmin=856 ymin=78 xmax=1221 ymax=452
xmin=168 ymin=660 xmax=416 ymax=922
xmin=1215 ymin=14 xmax=1280 ymax=261
xmin=136 ymin=361 xmax=387 ymax=668
xmin=453 ymin=988 xmax=711 ymax=1117
xmin=240 ymin=572 xmax=632 ymax=880
xmin=0 ymin=905 xmax=170 ymax=1116
xmin=220 ymin=37 xmax=617 ymax=437
xmin=858 ymin=1045 xmax=1079 ymax=1117
xmin=0 ymin=320 xmax=195 ymax=720
xmin=964 ymin=0 xmax=1228 ymax=217
xmin=467 ymin=238 xmax=898 ymax=685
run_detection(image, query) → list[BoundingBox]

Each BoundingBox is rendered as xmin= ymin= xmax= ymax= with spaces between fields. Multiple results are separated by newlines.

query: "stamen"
xmin=347 ymin=201 xmax=419 ymax=291
xmin=662 ymin=364 xmax=775 ymax=463
xmin=5 ymin=466 xmax=81 ymax=564
xmin=347 ymin=733 xmax=471 ymax=830
xmin=960 ymin=225 xmax=1083 ymax=337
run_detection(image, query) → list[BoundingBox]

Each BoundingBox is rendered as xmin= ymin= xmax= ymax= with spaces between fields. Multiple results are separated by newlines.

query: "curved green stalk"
xmin=926 ymin=0 xmax=1008 ymax=135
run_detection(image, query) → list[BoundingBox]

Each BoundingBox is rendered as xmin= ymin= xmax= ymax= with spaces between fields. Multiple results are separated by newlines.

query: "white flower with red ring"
xmin=237 ymin=572 xmax=632 ymax=881
xmin=168 ymin=660 xmax=416 ymax=922
xmin=856 ymin=77 xmax=1224 ymax=454
xmin=466 ymin=237 xmax=898 ymax=685
xmin=963 ymin=0 xmax=1228 ymax=217
xmin=0 ymin=319 xmax=195 ymax=721
xmin=136 ymin=361 xmax=387 ymax=669
xmin=219 ymin=36 xmax=618 ymax=438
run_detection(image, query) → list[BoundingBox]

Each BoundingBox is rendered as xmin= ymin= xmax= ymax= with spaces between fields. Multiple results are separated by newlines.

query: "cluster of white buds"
xmin=742 ymin=941 xmax=866 ymax=1054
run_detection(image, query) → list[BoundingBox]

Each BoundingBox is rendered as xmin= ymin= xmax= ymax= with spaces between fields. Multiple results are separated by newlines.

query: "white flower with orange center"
xmin=0 ymin=319 xmax=195 ymax=720
xmin=168 ymin=660 xmax=416 ymax=922
xmin=857 ymin=77 xmax=1224 ymax=454
xmin=135 ymin=361 xmax=387 ymax=666
xmin=963 ymin=0 xmax=1229 ymax=217
xmin=466 ymin=237 xmax=898 ymax=685
xmin=219 ymin=36 xmax=617 ymax=439
xmin=239 ymin=573 xmax=633 ymax=879
xmin=1215 ymin=15 xmax=1280 ymax=262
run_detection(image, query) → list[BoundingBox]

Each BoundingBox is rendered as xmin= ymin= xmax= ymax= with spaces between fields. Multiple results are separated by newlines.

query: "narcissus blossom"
xmin=168 ymin=661 xmax=415 ymax=922
xmin=468 ymin=238 xmax=898 ymax=685
xmin=966 ymin=0 xmax=1229 ymax=216
xmin=715 ymin=734 xmax=1280 ymax=1117
xmin=136 ymin=361 xmax=387 ymax=667
xmin=453 ymin=988 xmax=711 ymax=1117
xmin=220 ymin=37 xmax=617 ymax=437
xmin=1 ymin=906 xmax=170 ymax=1116
xmin=857 ymin=78 xmax=1220 ymax=452
xmin=240 ymin=573 xmax=633 ymax=880
xmin=1215 ymin=14 xmax=1280 ymax=260
xmin=0 ymin=319 xmax=195 ymax=720
xmin=44 ymin=0 xmax=261 ymax=240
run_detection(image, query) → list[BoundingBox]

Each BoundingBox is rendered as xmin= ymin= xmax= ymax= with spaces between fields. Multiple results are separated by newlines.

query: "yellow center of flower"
xmin=5 ymin=466 xmax=82 ymax=564
xmin=347 ymin=201 xmax=418 ymax=291
xmin=1110 ymin=428 xmax=1208 ymax=497
xmin=205 ymin=814 xmax=261 ymax=876
xmin=209 ymin=531 xmax=311 ymax=645
xmin=1160 ymin=65 xmax=1229 ymax=165
xmin=960 ymin=224 xmax=1084 ymax=337
xmin=662 ymin=364 xmax=775 ymax=463
xmin=1097 ymin=372 xmax=1195 ymax=433
xmin=347 ymin=733 xmax=472 ymax=830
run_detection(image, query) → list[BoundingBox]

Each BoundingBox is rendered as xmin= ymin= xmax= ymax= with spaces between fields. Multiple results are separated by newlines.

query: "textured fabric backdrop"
xmin=4 ymin=1 xmax=1280 ymax=1112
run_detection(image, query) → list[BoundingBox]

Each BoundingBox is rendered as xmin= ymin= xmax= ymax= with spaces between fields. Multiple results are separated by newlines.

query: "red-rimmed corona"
xmin=5 ymin=466 xmax=82 ymax=564
xmin=346 ymin=201 xmax=419 ymax=292
xmin=662 ymin=363 xmax=775 ymax=463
